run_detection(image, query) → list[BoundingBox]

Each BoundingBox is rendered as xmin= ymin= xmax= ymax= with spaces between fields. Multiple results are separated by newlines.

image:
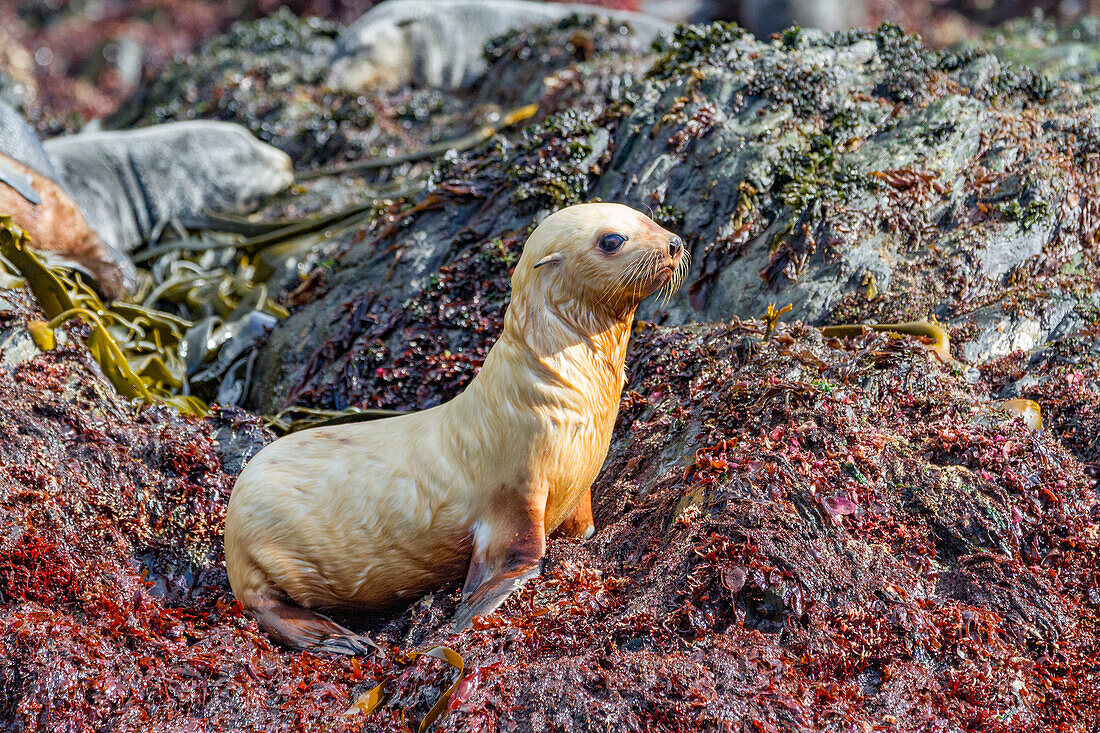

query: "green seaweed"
xmin=0 ymin=204 xmax=331 ymax=416
xmin=996 ymin=198 xmax=1051 ymax=230
xmin=0 ymin=216 xmax=206 ymax=415
xmin=648 ymin=22 xmax=745 ymax=81
xmin=507 ymin=110 xmax=597 ymax=210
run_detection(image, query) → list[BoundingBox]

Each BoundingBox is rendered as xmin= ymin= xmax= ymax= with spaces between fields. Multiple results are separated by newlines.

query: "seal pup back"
xmin=224 ymin=202 xmax=687 ymax=653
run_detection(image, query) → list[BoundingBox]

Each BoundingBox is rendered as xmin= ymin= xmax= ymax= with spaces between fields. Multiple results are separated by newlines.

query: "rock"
xmin=0 ymin=289 xmax=44 ymax=370
xmin=249 ymin=108 xmax=611 ymax=412
xmin=988 ymin=323 xmax=1100 ymax=476
xmin=206 ymin=405 xmax=275 ymax=476
xmin=252 ymin=22 xmax=1100 ymax=411
xmin=3 ymin=285 xmax=1098 ymax=730
xmin=115 ymin=7 xmax=660 ymax=171
xmin=959 ymin=294 xmax=1078 ymax=363
xmin=475 ymin=11 xmax=666 ymax=109
xmin=964 ymin=15 xmax=1100 ymax=90
xmin=111 ymin=9 xmax=460 ymax=167
xmin=2 ymin=12 xmax=1100 ymax=732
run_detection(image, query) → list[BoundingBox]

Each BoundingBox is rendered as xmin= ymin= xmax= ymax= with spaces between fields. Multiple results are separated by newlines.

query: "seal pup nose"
xmin=668 ymin=235 xmax=683 ymax=257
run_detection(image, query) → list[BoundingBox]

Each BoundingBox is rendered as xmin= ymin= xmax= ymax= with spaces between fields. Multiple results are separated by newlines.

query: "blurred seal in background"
xmin=328 ymin=0 xmax=674 ymax=92
xmin=46 ymin=121 xmax=293 ymax=259
xmin=2 ymin=102 xmax=293 ymax=299
xmin=0 ymin=100 xmax=129 ymax=297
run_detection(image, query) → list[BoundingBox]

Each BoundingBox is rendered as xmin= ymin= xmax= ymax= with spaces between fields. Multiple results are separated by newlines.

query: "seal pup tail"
xmin=247 ymin=592 xmax=383 ymax=657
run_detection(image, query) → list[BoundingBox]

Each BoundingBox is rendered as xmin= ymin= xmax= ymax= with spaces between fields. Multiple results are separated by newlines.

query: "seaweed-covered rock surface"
xmin=114 ymin=8 xmax=657 ymax=167
xmin=1 ymin=280 xmax=1098 ymax=731
xmin=250 ymin=21 xmax=1100 ymax=413
xmin=2 ymin=6 xmax=1100 ymax=733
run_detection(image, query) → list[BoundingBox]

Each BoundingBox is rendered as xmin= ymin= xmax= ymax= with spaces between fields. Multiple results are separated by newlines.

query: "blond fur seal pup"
xmin=224 ymin=203 xmax=687 ymax=653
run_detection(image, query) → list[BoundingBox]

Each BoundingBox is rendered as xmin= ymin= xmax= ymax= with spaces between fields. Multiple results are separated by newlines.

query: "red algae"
xmin=1 ymin=285 xmax=1098 ymax=731
xmin=342 ymin=320 xmax=1099 ymax=732
xmin=0 ymin=288 xmax=384 ymax=732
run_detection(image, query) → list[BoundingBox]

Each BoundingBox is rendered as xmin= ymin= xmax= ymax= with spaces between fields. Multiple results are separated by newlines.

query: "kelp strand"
xmin=297 ymin=102 xmax=539 ymax=181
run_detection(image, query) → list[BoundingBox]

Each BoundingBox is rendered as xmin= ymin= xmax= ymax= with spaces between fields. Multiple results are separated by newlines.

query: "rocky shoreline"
xmin=0 ymin=6 xmax=1097 ymax=731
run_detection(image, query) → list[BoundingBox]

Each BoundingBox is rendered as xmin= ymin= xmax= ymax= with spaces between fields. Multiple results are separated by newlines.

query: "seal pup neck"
xmin=500 ymin=273 xmax=634 ymax=396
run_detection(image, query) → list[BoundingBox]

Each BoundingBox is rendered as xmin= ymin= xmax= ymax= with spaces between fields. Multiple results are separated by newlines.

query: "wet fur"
xmin=224 ymin=203 xmax=686 ymax=650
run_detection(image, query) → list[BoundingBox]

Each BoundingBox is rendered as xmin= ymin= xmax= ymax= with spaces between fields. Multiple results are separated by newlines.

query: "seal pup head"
xmin=515 ymin=202 xmax=688 ymax=321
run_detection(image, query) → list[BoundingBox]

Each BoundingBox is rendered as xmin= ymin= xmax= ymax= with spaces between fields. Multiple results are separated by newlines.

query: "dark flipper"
xmin=553 ymin=488 xmax=595 ymax=539
xmin=249 ymin=594 xmax=383 ymax=657
xmin=453 ymin=560 xmax=541 ymax=631
xmin=453 ymin=502 xmax=546 ymax=631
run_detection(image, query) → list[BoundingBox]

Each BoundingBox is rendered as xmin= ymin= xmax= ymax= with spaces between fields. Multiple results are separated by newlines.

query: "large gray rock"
xmin=249 ymin=22 xmax=1100 ymax=413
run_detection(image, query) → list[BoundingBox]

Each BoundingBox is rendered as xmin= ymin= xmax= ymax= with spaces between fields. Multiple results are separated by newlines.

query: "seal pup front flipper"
xmin=554 ymin=489 xmax=595 ymax=539
xmin=248 ymin=593 xmax=383 ymax=656
xmin=453 ymin=500 xmax=546 ymax=630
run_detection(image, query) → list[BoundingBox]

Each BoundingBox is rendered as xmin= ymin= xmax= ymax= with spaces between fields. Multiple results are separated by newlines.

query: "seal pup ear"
xmin=532 ymin=252 xmax=563 ymax=269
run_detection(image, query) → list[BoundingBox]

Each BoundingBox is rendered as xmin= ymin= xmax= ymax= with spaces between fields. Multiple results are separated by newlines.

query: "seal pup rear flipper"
xmin=453 ymin=506 xmax=545 ymax=630
xmin=248 ymin=593 xmax=383 ymax=656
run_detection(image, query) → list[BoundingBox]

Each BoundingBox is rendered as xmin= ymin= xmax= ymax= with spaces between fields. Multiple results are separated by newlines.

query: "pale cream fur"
xmin=224 ymin=203 xmax=686 ymax=617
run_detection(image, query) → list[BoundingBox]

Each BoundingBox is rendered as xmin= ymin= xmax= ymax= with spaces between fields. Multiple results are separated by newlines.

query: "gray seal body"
xmin=45 ymin=121 xmax=293 ymax=254
xmin=0 ymin=100 xmax=137 ymax=297
xmin=328 ymin=0 xmax=673 ymax=91
xmin=0 ymin=101 xmax=61 ymax=184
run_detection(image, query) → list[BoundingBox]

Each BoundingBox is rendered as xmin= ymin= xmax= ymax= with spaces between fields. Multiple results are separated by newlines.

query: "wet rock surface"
xmin=0 ymin=6 xmax=1099 ymax=733
xmin=250 ymin=21 xmax=1100 ymax=412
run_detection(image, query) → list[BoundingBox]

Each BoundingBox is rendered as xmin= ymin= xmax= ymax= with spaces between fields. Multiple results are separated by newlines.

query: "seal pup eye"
xmin=597 ymin=233 xmax=626 ymax=253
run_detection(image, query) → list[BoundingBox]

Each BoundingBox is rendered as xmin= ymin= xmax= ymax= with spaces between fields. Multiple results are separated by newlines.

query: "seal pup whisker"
xmin=224 ymin=203 xmax=686 ymax=651
xmin=600 ymin=253 xmax=648 ymax=307
xmin=659 ymin=249 xmax=691 ymax=309
xmin=596 ymin=250 xmax=648 ymax=308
